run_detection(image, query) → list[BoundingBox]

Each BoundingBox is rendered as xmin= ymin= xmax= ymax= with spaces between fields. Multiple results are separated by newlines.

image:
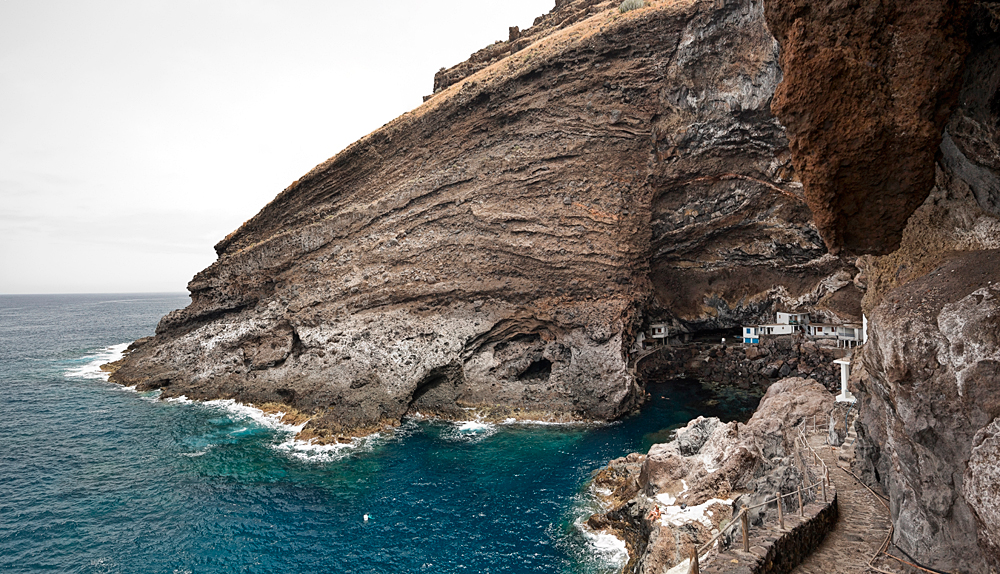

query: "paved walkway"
xmin=790 ymin=428 xmax=892 ymax=574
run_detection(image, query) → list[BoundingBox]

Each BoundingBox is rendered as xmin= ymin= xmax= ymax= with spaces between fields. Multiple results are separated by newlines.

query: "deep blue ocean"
xmin=0 ymin=293 xmax=753 ymax=574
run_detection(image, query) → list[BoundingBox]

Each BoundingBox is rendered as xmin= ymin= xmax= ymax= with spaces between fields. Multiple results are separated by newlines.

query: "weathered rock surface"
xmin=589 ymin=377 xmax=834 ymax=572
xmin=110 ymin=0 xmax=856 ymax=439
xmin=764 ymin=0 xmax=974 ymax=255
xmin=855 ymin=250 xmax=1000 ymax=573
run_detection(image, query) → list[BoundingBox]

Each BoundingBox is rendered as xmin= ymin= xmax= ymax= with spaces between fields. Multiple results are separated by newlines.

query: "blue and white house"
xmin=760 ymin=323 xmax=796 ymax=336
xmin=742 ymin=325 xmax=760 ymax=344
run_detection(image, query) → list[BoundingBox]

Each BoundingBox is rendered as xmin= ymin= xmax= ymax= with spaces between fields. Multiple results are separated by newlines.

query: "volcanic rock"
xmin=110 ymin=0 xmax=856 ymax=439
xmin=856 ymin=250 xmax=1000 ymax=572
xmin=765 ymin=0 xmax=974 ymax=255
xmin=589 ymin=377 xmax=835 ymax=573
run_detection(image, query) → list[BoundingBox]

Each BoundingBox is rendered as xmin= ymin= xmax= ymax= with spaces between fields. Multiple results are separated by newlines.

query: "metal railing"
xmin=685 ymin=421 xmax=832 ymax=574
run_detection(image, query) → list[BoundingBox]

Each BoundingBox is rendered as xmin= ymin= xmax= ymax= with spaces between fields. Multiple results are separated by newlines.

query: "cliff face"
xmin=857 ymin=251 xmax=1000 ymax=573
xmin=765 ymin=0 xmax=974 ymax=255
xmin=110 ymin=0 xmax=856 ymax=440
xmin=845 ymin=4 xmax=1000 ymax=571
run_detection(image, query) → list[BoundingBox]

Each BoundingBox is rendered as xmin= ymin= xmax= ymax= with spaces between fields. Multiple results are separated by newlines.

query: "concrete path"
xmin=790 ymin=426 xmax=892 ymax=574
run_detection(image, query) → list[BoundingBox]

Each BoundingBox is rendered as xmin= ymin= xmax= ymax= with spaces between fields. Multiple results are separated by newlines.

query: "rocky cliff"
xmin=102 ymin=0 xmax=1000 ymax=570
xmin=109 ymin=0 xmax=858 ymax=441
xmin=601 ymin=0 xmax=1000 ymax=571
xmin=842 ymin=4 xmax=1000 ymax=571
xmin=856 ymin=251 xmax=1000 ymax=573
xmin=764 ymin=0 xmax=975 ymax=255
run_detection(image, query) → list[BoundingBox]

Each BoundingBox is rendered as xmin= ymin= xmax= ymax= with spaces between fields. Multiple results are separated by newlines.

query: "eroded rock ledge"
xmin=110 ymin=0 xmax=857 ymax=440
xmin=765 ymin=0 xmax=974 ymax=255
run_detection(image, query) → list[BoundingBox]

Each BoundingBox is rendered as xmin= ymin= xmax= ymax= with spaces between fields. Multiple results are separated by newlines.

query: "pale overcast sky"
xmin=0 ymin=0 xmax=552 ymax=294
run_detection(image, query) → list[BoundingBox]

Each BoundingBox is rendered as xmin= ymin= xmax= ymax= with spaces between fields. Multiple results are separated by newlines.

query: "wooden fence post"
xmin=797 ymin=486 xmax=804 ymax=516
xmin=741 ymin=505 xmax=750 ymax=552
xmin=777 ymin=491 xmax=785 ymax=530
xmin=822 ymin=476 xmax=828 ymax=503
xmin=689 ymin=546 xmax=700 ymax=574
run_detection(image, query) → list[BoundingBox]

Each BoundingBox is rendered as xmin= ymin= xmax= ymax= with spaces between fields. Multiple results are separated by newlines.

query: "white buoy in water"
xmin=363 ymin=514 xmax=369 ymax=522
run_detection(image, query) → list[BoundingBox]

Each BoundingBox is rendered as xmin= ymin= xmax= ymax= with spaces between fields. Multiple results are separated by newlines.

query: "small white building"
xmin=807 ymin=324 xmax=838 ymax=338
xmin=759 ymin=323 xmax=795 ymax=336
xmin=837 ymin=324 xmax=863 ymax=348
xmin=742 ymin=325 xmax=760 ymax=344
xmin=776 ymin=312 xmax=811 ymax=329
xmin=649 ymin=323 xmax=669 ymax=339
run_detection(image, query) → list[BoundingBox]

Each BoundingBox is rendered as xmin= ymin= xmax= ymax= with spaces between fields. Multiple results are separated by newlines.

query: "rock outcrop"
xmin=764 ymin=0 xmax=974 ymax=255
xmin=854 ymin=250 xmax=1000 ymax=573
xmin=428 ymin=0 xmax=617 ymax=98
xmin=110 ymin=0 xmax=857 ymax=440
xmin=809 ymin=5 xmax=1000 ymax=570
xmin=588 ymin=377 xmax=835 ymax=573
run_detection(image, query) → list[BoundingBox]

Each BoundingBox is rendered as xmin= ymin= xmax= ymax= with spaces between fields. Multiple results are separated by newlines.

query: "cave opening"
xmin=518 ymin=358 xmax=552 ymax=381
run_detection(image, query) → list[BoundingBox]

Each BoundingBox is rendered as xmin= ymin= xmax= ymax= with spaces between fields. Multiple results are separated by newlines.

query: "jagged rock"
xmin=857 ymin=250 xmax=1000 ymax=573
xmin=108 ymin=0 xmax=856 ymax=439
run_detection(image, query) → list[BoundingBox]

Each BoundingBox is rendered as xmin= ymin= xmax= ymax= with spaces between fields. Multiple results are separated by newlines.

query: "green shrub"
xmin=619 ymin=0 xmax=646 ymax=13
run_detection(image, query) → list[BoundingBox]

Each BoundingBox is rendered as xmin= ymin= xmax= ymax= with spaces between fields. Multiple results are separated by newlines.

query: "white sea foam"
xmin=201 ymin=399 xmax=308 ymax=434
xmin=165 ymin=395 xmax=194 ymax=404
xmin=442 ymin=419 xmax=498 ymax=442
xmin=64 ymin=343 xmax=129 ymax=381
xmin=457 ymin=421 xmax=492 ymax=432
xmin=274 ymin=433 xmax=381 ymax=463
xmin=179 ymin=450 xmax=208 ymax=457
xmin=500 ymin=418 xmax=608 ymax=427
xmin=576 ymin=517 xmax=629 ymax=566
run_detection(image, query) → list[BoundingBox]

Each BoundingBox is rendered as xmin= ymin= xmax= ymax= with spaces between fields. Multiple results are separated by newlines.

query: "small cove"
xmin=0 ymin=294 xmax=757 ymax=574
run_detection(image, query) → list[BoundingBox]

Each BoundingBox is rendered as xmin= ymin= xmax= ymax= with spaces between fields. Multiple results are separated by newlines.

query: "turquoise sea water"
xmin=0 ymin=294 xmax=752 ymax=574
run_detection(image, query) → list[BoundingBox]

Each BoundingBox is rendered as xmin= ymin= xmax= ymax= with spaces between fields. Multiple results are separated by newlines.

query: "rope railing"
xmin=685 ymin=419 xmax=833 ymax=573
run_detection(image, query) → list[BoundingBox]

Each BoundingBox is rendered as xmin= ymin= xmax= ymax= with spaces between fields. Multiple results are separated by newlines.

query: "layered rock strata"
xmin=588 ymin=377 xmax=835 ymax=573
xmin=110 ymin=0 xmax=855 ymax=440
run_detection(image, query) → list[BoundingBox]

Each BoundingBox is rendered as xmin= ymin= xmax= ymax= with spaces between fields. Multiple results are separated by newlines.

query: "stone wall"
xmin=700 ymin=494 xmax=838 ymax=574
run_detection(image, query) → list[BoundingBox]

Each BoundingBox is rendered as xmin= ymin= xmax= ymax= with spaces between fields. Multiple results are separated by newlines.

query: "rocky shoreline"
xmin=585 ymin=377 xmax=841 ymax=573
xmin=105 ymin=0 xmax=861 ymax=442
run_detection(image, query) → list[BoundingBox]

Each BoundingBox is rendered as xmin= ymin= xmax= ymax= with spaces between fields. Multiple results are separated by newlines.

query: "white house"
xmin=837 ymin=324 xmax=863 ymax=348
xmin=807 ymin=324 xmax=838 ymax=338
xmin=759 ymin=323 xmax=796 ymax=336
xmin=776 ymin=312 xmax=811 ymax=329
xmin=742 ymin=325 xmax=760 ymax=344
xmin=649 ymin=323 xmax=668 ymax=339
